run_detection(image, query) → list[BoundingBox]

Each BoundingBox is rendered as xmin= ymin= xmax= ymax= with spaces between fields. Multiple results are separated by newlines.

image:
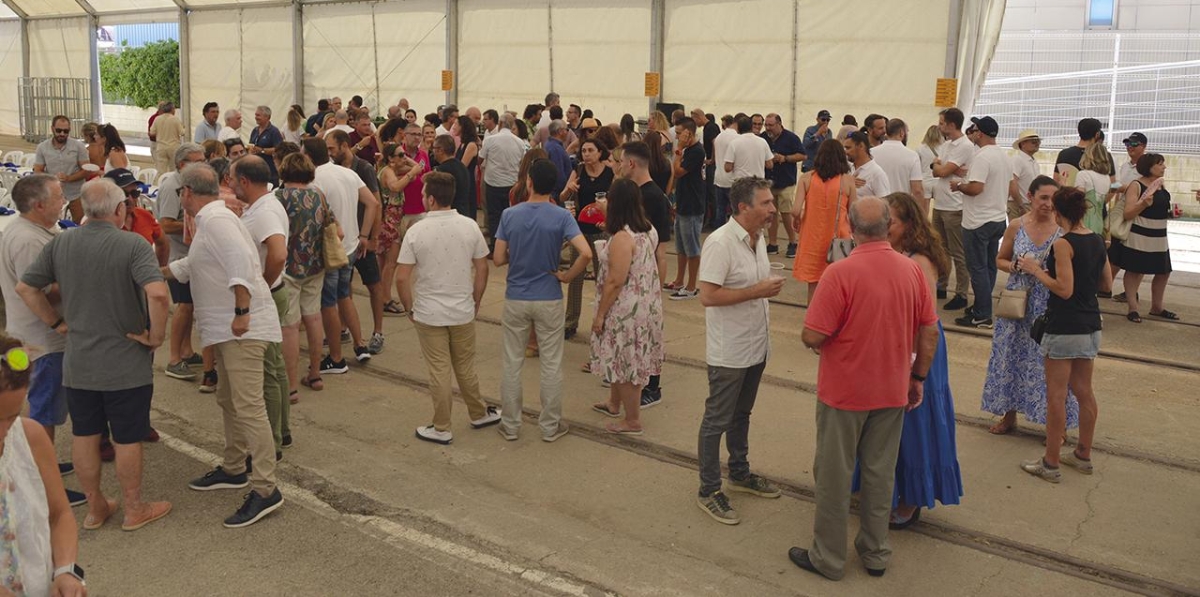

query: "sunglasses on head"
xmin=54 ymin=128 xmax=70 ymax=134
xmin=1 ymin=347 xmax=30 ymax=372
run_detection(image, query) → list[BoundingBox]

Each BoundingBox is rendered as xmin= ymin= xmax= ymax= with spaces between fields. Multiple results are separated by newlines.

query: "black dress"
xmin=455 ymin=141 xmax=480 ymax=221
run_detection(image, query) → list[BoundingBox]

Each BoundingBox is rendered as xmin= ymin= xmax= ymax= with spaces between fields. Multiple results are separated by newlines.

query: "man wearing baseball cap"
xmin=104 ymin=169 xmax=169 ymax=265
xmin=801 ymin=110 xmax=832 ymax=173
xmin=1118 ymin=132 xmax=1148 ymax=190
xmin=951 ymin=116 xmax=1009 ymax=329
xmin=1009 ymin=129 xmax=1041 ymax=219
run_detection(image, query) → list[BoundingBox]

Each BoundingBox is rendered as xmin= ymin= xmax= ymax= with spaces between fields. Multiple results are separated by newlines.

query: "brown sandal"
xmin=83 ymin=498 xmax=119 ymax=530
xmin=122 ymin=501 xmax=172 ymax=532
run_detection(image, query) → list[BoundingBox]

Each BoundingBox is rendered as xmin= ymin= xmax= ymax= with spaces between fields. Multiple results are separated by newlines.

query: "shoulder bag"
xmin=995 ymin=228 xmax=1055 ymax=320
xmin=826 ymin=178 xmax=855 ymax=263
xmin=1107 ymin=182 xmax=1139 ymax=241
xmin=315 ymin=189 xmax=348 ymax=270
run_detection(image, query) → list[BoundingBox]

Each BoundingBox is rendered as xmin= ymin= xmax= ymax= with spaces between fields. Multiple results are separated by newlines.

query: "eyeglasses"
xmin=1 ymin=347 xmax=30 ymax=372
xmin=54 ymin=128 xmax=70 ymax=134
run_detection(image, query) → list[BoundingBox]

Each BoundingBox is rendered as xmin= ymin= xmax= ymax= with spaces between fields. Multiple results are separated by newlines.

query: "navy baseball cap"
xmin=1122 ymin=132 xmax=1147 ymax=146
xmin=970 ymin=116 xmax=999 ymax=137
xmin=817 ymin=110 xmax=831 ymax=121
xmin=103 ymin=168 xmax=138 ymax=188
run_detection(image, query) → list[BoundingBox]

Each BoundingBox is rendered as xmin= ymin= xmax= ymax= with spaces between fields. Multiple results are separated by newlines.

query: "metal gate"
xmin=18 ymin=77 xmax=94 ymax=143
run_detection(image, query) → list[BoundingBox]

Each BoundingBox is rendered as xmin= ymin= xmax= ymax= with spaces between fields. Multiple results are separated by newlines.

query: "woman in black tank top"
xmin=1014 ymin=188 xmax=1112 ymax=484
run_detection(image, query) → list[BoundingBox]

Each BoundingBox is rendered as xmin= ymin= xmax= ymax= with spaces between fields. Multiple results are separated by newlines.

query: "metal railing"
xmin=18 ymin=77 xmax=94 ymax=143
xmin=976 ymin=31 xmax=1200 ymax=155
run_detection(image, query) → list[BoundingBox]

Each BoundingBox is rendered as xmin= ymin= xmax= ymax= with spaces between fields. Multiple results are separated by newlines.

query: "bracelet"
xmin=49 ymin=317 xmax=64 ymax=329
xmin=911 ymin=371 xmax=927 ymax=382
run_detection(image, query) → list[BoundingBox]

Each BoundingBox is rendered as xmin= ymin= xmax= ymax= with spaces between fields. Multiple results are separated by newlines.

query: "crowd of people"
xmin=0 ymin=89 xmax=1181 ymax=591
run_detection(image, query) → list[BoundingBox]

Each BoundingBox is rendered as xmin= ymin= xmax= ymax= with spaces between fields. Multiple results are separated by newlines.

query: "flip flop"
xmin=592 ymin=403 xmax=621 ymax=418
xmin=988 ymin=420 xmax=1015 ymax=435
xmin=121 ymin=501 xmax=172 ymax=532
xmin=1126 ymin=311 xmax=1142 ymax=323
xmin=301 ymin=375 xmax=324 ymax=391
xmin=83 ymin=498 xmax=119 ymax=530
xmin=1149 ymin=309 xmax=1180 ymax=321
xmin=289 ymin=390 xmax=300 ymax=404
xmin=383 ymin=301 xmax=405 ymax=315
xmin=604 ymin=422 xmax=644 ymax=436
xmin=580 ymin=363 xmax=592 ymax=373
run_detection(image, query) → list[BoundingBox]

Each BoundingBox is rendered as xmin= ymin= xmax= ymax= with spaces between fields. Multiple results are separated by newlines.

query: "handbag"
xmin=1030 ymin=314 xmax=1048 ymax=344
xmin=316 ymin=190 xmax=348 ymax=270
xmin=995 ymin=288 xmax=1029 ymax=320
xmin=1107 ymin=195 xmax=1133 ymax=241
xmin=825 ymin=180 xmax=855 ymax=263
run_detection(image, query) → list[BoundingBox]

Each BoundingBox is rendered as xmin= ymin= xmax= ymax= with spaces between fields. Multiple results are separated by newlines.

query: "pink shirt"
xmin=402 ymin=147 xmax=431 ymax=215
xmin=803 ymin=241 xmax=938 ymax=411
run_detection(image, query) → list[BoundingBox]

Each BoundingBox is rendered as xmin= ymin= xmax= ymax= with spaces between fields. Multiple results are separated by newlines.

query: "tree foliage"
xmin=99 ymin=40 xmax=180 ymax=109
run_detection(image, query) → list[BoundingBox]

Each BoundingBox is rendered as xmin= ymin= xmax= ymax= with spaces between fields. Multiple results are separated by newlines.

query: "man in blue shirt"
xmin=544 ymin=120 xmax=574 ymax=200
xmin=763 ymin=113 xmax=804 ymax=258
xmin=802 ymin=109 xmax=833 ymax=173
xmin=248 ymin=106 xmax=284 ymax=184
xmin=493 ymin=159 xmax=592 ymax=443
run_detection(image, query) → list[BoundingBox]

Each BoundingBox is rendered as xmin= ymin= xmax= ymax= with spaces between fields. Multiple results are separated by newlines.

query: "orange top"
xmin=792 ymin=174 xmax=851 ymax=283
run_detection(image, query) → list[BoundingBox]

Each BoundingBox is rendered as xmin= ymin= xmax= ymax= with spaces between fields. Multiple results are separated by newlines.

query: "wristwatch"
xmin=53 ymin=563 xmax=85 ymax=584
xmin=234 ymin=306 xmax=250 ymax=316
xmin=911 ymin=371 xmax=927 ymax=382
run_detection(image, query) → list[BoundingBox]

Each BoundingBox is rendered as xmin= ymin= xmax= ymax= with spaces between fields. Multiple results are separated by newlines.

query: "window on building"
xmin=1088 ymin=0 xmax=1115 ymax=28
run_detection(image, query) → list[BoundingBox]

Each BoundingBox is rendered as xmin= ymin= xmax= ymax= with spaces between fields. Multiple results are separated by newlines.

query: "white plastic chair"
xmin=129 ymin=166 xmax=140 ymax=177
xmin=135 ymin=168 xmax=158 ymax=185
xmin=0 ymin=187 xmax=11 ymax=208
xmin=19 ymin=154 xmax=35 ymax=168
xmin=0 ymin=171 xmax=19 ymax=191
xmin=2 ymin=151 xmax=23 ymax=165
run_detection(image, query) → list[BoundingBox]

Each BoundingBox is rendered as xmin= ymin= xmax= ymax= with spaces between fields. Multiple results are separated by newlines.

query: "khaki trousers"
xmin=809 ymin=402 xmax=904 ymax=579
xmin=213 ymin=339 xmax=277 ymax=495
xmin=499 ymin=299 xmax=564 ymax=438
xmin=262 ymin=341 xmax=289 ymax=452
xmin=564 ymin=233 xmax=602 ymax=333
xmin=932 ymin=209 xmax=969 ymax=296
xmin=414 ymin=321 xmax=488 ymax=431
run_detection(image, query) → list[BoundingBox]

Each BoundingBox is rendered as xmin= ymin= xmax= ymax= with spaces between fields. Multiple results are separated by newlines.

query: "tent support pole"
xmin=88 ymin=14 xmax=100 ymax=120
xmin=945 ymin=0 xmax=963 ymax=78
xmin=445 ymin=0 xmax=458 ymax=107
xmin=293 ymin=0 xmax=304 ymax=107
xmin=649 ymin=0 xmax=663 ymax=116
xmin=790 ymin=0 xmax=798 ymax=128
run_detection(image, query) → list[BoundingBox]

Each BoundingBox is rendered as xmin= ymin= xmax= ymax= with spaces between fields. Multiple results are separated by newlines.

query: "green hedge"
xmin=99 ymin=40 xmax=180 ymax=109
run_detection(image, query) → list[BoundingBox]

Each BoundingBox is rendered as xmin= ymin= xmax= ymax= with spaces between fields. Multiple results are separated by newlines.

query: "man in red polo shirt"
xmin=105 ymin=169 xmax=169 ymax=266
xmin=790 ymin=196 xmax=939 ymax=581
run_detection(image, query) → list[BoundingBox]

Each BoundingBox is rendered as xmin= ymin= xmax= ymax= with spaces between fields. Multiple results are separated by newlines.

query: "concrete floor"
xmin=4 ymin=135 xmax=1199 ymax=595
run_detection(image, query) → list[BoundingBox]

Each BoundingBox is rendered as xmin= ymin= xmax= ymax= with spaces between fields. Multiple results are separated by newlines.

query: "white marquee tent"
xmin=0 ymin=0 xmax=1005 ymax=138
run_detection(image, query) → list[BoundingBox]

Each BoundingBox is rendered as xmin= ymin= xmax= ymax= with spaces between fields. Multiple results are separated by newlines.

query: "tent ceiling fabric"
xmin=550 ymin=0 xmax=651 ymax=122
xmin=458 ymin=0 xmax=550 ymax=112
xmin=9 ymin=0 xmax=85 ymax=18
xmin=88 ymin=0 xmax=178 ymax=14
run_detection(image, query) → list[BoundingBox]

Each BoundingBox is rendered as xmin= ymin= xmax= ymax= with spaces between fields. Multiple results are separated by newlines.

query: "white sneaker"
xmin=415 ymin=425 xmax=452 ymax=445
xmin=669 ymin=288 xmax=699 ymax=301
xmin=470 ymin=406 xmax=502 ymax=429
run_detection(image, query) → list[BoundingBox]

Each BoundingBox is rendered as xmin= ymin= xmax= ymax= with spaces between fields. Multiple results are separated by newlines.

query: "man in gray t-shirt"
xmin=152 ymin=143 xmax=206 ymax=380
xmin=33 ymin=115 xmax=89 ymax=220
xmin=17 ymin=178 xmax=173 ymax=531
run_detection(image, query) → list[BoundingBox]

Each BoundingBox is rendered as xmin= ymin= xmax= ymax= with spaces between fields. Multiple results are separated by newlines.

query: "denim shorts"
xmin=28 ymin=353 xmax=68 ymax=427
xmin=1040 ymin=331 xmax=1101 ymax=360
xmin=674 ymin=214 xmax=703 ymax=257
xmin=321 ymin=252 xmax=357 ymax=308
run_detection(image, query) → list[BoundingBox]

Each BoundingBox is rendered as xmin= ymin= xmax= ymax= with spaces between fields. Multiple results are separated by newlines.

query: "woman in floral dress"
xmin=589 ymin=179 xmax=664 ymax=435
xmin=982 ymin=175 xmax=1079 ymax=434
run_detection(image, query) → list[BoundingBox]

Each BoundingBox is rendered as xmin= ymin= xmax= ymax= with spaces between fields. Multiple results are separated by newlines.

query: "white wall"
xmin=1003 ymin=0 xmax=1200 ymax=31
xmin=0 ymin=20 xmax=21 ymax=135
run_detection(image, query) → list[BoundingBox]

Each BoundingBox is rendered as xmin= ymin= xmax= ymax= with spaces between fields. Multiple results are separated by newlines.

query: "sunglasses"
xmin=1125 ymin=142 xmax=1142 ymax=147
xmin=125 ymin=188 xmax=141 ymax=198
xmin=1 ymin=347 xmax=30 ymax=372
xmin=54 ymin=128 xmax=70 ymax=134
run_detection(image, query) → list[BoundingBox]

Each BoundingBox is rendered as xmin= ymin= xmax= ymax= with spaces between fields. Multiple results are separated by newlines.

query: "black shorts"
xmin=67 ymin=384 xmax=153 ymax=444
xmin=168 ymin=279 xmax=193 ymax=304
xmin=353 ymin=249 xmax=382 ymax=286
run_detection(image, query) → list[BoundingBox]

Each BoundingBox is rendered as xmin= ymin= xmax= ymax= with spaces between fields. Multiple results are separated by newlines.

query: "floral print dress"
xmin=1 ymin=418 xmax=52 ymax=597
xmin=589 ymin=227 xmax=664 ymax=386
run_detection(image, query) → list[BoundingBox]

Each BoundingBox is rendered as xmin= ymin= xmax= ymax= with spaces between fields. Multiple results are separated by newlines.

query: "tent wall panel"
xmin=0 ymin=20 xmax=22 ymax=134
xmin=188 ymin=9 xmax=242 ymax=132
xmin=373 ymin=0 xmax=446 ymax=117
xmin=663 ymin=0 xmax=793 ymax=123
xmin=549 ymin=0 xmax=650 ymax=123
xmin=458 ymin=0 xmax=550 ymax=112
xmin=303 ymin=3 xmax=377 ymax=111
xmin=27 ymin=17 xmax=89 ymax=79
xmin=795 ymin=0 xmax=952 ymax=134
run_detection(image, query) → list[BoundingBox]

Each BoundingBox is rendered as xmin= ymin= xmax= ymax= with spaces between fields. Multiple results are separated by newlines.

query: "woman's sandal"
xmin=1126 ymin=311 xmax=1142 ymax=323
xmin=1149 ymin=309 xmax=1180 ymax=321
xmin=83 ymin=498 xmax=119 ymax=530
xmin=383 ymin=301 xmax=405 ymax=315
xmin=889 ymin=507 xmax=921 ymax=530
xmin=581 ymin=363 xmax=592 ymax=373
xmin=604 ymin=422 xmax=644 ymax=436
xmin=592 ymin=402 xmax=621 ymax=418
xmin=988 ymin=420 xmax=1015 ymax=435
xmin=301 ymin=375 xmax=324 ymax=391
xmin=662 ymin=281 xmax=683 ymax=291
xmin=289 ymin=390 xmax=300 ymax=404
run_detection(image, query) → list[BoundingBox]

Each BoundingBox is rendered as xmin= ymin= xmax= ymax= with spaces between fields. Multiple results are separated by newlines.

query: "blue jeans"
xmin=713 ymin=186 xmax=731 ymax=229
xmin=962 ymin=220 xmax=1006 ymax=319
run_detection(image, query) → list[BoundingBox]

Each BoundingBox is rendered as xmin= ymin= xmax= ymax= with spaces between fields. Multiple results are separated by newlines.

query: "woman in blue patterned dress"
xmin=981 ymin=176 xmax=1079 ymax=435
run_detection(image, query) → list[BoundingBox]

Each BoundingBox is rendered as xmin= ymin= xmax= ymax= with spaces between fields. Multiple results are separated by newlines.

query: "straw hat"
xmin=1012 ymin=129 xmax=1040 ymax=149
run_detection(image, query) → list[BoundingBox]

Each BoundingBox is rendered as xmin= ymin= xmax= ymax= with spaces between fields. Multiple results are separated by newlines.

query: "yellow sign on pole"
xmin=441 ymin=70 xmax=454 ymax=92
xmin=935 ymin=78 xmax=958 ymax=108
xmin=644 ymin=72 xmax=661 ymax=98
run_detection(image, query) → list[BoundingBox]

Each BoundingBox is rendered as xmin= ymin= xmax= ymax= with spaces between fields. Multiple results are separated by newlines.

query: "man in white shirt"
xmin=1008 ymin=129 xmax=1042 ymax=220
xmin=694 ymin=177 xmax=785 ymax=526
xmin=844 ymin=131 xmax=891 ymax=199
xmin=230 ymin=156 xmax=292 ymax=458
xmin=327 ymin=110 xmax=354 ymax=136
xmin=1118 ymin=132 xmax=1147 ymax=191
xmin=872 ymin=119 xmax=924 ymax=206
xmin=165 ymin=163 xmax=284 ymax=529
xmin=724 ymin=115 xmax=772 ymax=181
xmin=711 ymin=115 xmax=739 ymax=228
xmin=302 ymin=138 xmax=379 ymax=376
xmin=482 ymin=109 xmax=502 ymax=138
xmin=396 ymin=172 xmax=499 ymax=445
xmin=218 ymin=109 xmax=243 ymax=142
xmin=434 ymin=104 xmax=459 ymax=138
xmin=537 ymin=92 xmax=560 ymax=131
xmin=930 ymin=107 xmax=972 ymax=308
xmin=952 ymin=116 xmax=1010 ymax=328
xmin=479 ymin=112 xmax=527 ymax=250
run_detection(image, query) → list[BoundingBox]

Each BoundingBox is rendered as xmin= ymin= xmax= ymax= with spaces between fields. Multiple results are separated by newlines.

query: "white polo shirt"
xmin=698 ymin=219 xmax=771 ymax=369
xmin=872 ymin=140 xmax=922 ymax=195
xmin=169 ymin=200 xmax=281 ymax=348
xmin=725 ymin=133 xmax=772 ymax=181
xmin=397 ymin=209 xmax=489 ymax=327
xmin=852 ymin=159 xmax=892 ymax=198
xmin=311 ymin=162 xmax=366 ymax=257
xmin=480 ymin=129 xmax=526 ymax=188
xmin=1011 ymin=151 xmax=1040 ymax=204
xmin=712 ymin=128 xmax=739 ymax=189
xmin=932 ymin=135 xmax=974 ymax=211
xmin=240 ymin=192 xmax=290 ymax=288
xmin=964 ymin=144 xmax=1011 ymax=230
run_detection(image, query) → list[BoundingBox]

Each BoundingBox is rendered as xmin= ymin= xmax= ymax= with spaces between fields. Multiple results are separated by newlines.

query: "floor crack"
xmin=1070 ymin=470 xmax=1103 ymax=548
